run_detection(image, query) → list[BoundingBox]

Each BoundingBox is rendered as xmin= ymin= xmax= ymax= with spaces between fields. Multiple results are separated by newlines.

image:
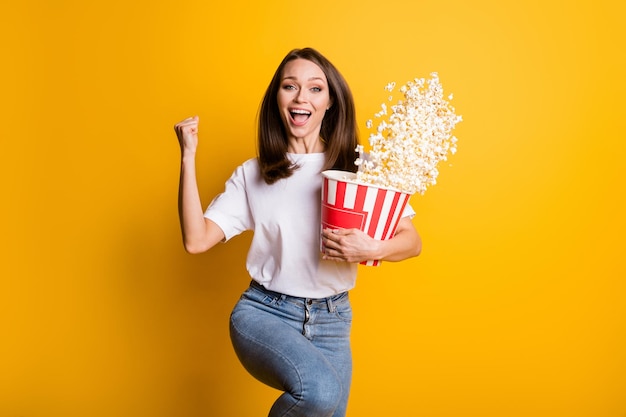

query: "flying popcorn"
xmin=354 ymin=72 xmax=462 ymax=195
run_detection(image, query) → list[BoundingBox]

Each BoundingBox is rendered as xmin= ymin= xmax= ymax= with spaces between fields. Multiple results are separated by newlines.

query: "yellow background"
xmin=1 ymin=0 xmax=625 ymax=416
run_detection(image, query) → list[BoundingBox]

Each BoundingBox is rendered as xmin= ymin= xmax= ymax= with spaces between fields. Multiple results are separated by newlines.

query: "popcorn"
xmin=355 ymin=73 xmax=462 ymax=195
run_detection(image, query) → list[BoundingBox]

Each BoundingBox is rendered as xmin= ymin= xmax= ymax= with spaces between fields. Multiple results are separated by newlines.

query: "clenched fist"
xmin=174 ymin=116 xmax=199 ymax=153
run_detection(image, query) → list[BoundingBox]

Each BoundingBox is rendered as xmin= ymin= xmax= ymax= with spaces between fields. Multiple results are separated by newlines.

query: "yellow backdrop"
xmin=1 ymin=0 xmax=625 ymax=416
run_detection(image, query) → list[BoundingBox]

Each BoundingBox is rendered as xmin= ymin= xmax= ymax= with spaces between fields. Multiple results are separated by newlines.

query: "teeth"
xmin=291 ymin=109 xmax=311 ymax=115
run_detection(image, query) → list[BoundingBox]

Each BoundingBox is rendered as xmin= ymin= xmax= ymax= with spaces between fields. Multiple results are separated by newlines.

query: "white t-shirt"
xmin=204 ymin=152 xmax=414 ymax=298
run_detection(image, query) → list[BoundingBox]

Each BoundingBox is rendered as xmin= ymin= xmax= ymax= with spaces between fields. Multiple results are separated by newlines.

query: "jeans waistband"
xmin=249 ymin=280 xmax=348 ymax=312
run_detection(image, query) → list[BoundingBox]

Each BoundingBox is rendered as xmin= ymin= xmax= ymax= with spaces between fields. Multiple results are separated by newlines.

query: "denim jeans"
xmin=229 ymin=281 xmax=353 ymax=417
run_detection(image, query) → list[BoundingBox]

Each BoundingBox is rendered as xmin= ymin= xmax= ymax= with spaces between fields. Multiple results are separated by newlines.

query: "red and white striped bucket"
xmin=321 ymin=170 xmax=411 ymax=266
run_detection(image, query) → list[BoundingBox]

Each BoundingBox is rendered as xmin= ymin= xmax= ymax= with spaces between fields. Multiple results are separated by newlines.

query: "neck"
xmin=287 ymin=136 xmax=325 ymax=154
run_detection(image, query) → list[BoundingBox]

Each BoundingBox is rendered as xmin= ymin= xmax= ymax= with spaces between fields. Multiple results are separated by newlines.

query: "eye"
xmin=311 ymin=87 xmax=322 ymax=93
xmin=282 ymin=84 xmax=297 ymax=91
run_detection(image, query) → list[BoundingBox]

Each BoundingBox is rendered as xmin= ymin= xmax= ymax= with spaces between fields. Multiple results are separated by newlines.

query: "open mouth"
xmin=289 ymin=109 xmax=311 ymax=125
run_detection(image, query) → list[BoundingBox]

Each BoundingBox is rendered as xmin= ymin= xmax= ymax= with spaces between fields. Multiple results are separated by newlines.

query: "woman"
xmin=174 ymin=47 xmax=421 ymax=417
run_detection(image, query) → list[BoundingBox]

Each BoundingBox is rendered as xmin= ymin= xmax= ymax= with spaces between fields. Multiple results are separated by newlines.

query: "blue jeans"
xmin=229 ymin=281 xmax=353 ymax=417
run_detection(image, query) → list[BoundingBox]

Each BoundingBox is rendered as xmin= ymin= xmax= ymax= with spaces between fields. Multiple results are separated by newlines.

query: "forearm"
xmin=321 ymin=217 xmax=421 ymax=263
xmin=178 ymin=153 xmax=218 ymax=253
xmin=374 ymin=223 xmax=422 ymax=262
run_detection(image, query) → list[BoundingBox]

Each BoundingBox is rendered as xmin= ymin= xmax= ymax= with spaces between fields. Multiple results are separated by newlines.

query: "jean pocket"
xmin=333 ymin=302 xmax=353 ymax=323
xmin=241 ymin=286 xmax=276 ymax=305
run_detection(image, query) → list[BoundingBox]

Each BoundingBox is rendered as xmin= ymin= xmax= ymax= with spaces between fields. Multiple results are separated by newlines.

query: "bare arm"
xmin=174 ymin=116 xmax=225 ymax=254
xmin=321 ymin=216 xmax=422 ymax=263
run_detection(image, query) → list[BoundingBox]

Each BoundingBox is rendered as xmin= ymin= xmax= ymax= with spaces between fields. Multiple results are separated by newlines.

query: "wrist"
xmin=370 ymin=238 xmax=385 ymax=261
xmin=181 ymin=149 xmax=197 ymax=160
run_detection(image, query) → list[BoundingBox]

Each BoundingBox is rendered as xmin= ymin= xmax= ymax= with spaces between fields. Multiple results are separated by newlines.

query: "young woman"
xmin=174 ymin=47 xmax=421 ymax=417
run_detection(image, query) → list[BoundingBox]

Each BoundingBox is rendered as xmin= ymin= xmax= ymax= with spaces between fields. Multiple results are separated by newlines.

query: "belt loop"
xmin=326 ymin=297 xmax=335 ymax=313
xmin=276 ymin=294 xmax=286 ymax=306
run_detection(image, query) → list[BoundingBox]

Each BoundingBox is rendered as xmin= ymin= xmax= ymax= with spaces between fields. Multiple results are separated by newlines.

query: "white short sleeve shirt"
xmin=204 ymin=153 xmax=415 ymax=298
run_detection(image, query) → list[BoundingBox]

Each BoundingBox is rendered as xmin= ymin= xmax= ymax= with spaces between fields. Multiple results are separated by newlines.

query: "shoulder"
xmin=224 ymin=158 xmax=265 ymax=189
xmin=241 ymin=157 xmax=259 ymax=168
xmin=229 ymin=157 xmax=260 ymax=177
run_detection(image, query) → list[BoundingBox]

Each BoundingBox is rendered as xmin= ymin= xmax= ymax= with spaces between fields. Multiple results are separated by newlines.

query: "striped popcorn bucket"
xmin=321 ymin=170 xmax=411 ymax=266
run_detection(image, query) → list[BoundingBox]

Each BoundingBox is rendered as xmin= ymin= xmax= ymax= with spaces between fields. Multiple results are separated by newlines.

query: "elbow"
xmin=392 ymin=218 xmax=422 ymax=260
xmin=413 ymin=241 xmax=422 ymax=258
xmin=183 ymin=240 xmax=210 ymax=254
xmin=411 ymin=235 xmax=423 ymax=258
xmin=181 ymin=221 xmax=223 ymax=254
xmin=184 ymin=246 xmax=204 ymax=255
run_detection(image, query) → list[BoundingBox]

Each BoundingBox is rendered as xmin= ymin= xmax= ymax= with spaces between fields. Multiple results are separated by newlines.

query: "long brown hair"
xmin=257 ymin=48 xmax=359 ymax=184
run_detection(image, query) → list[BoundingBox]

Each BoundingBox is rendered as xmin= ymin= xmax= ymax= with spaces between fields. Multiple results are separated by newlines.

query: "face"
xmin=277 ymin=58 xmax=333 ymax=144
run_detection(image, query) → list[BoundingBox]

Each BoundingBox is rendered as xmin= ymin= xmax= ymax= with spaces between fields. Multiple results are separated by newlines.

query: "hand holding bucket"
xmin=321 ymin=170 xmax=411 ymax=266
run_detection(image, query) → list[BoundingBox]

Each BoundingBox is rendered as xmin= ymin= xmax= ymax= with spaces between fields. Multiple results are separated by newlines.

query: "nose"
xmin=295 ymin=88 xmax=308 ymax=103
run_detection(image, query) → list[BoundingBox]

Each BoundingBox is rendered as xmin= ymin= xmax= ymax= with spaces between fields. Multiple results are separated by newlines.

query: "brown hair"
xmin=257 ymin=48 xmax=359 ymax=184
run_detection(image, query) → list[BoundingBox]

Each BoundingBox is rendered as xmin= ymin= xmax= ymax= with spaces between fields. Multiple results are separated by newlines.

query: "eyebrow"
xmin=282 ymin=76 xmax=326 ymax=82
